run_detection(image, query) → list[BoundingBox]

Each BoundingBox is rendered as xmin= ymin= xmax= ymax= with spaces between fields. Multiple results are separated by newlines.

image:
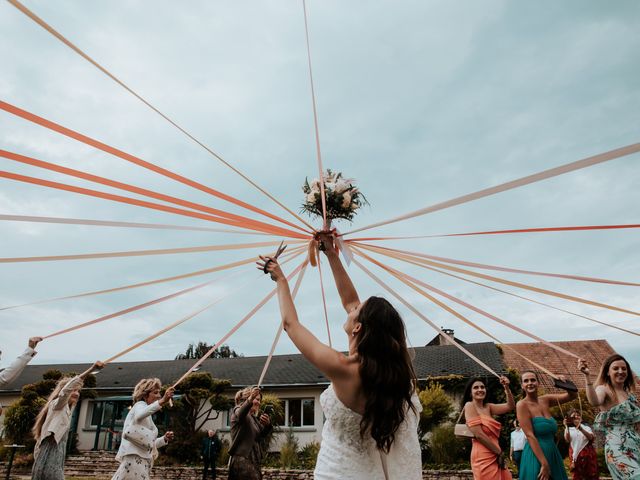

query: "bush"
xmin=300 ymin=441 xmax=320 ymax=469
xmin=217 ymin=438 xmax=230 ymax=467
xmin=418 ymin=382 xmax=453 ymax=436
xmin=279 ymin=425 xmax=299 ymax=469
xmin=428 ymin=425 xmax=468 ymax=464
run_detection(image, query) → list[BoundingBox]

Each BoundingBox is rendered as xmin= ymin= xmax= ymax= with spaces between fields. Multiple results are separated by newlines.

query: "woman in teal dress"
xmin=580 ymin=354 xmax=640 ymax=479
xmin=516 ymin=370 xmax=577 ymax=480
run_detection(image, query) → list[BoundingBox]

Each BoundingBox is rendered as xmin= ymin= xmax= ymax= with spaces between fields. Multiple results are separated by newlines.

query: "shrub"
xmin=300 ymin=441 xmax=320 ymax=469
xmin=418 ymin=382 xmax=453 ymax=436
xmin=279 ymin=425 xmax=299 ymax=469
xmin=429 ymin=425 xmax=468 ymax=464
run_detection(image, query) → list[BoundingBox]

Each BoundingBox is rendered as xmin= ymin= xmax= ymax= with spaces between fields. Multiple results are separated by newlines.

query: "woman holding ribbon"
xmin=32 ymin=360 xmax=104 ymax=480
xmin=258 ymin=232 xmax=422 ymax=479
xmin=579 ymin=354 xmax=639 ymax=480
xmin=111 ymin=378 xmax=175 ymax=480
xmin=462 ymin=376 xmax=515 ymax=479
xmin=516 ymin=370 xmax=577 ymax=480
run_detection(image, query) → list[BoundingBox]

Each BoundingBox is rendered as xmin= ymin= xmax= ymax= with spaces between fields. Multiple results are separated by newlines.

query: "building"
xmin=0 ymin=339 xmax=505 ymax=452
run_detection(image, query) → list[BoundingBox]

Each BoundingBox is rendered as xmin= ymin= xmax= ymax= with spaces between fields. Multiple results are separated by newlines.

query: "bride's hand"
xmin=316 ymin=231 xmax=337 ymax=256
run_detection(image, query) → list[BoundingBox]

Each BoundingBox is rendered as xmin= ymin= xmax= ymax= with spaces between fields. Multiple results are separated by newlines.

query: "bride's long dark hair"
xmin=356 ymin=296 xmax=417 ymax=452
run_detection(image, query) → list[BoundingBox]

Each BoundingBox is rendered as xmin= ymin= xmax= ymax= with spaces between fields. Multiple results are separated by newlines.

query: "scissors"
xmin=263 ymin=240 xmax=287 ymax=274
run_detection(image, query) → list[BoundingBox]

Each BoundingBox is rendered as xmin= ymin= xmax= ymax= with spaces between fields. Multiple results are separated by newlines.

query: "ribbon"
xmin=257 ymin=258 xmax=310 ymax=386
xmin=0 ymin=246 xmax=305 ymax=311
xmin=351 ymin=246 xmax=582 ymax=359
xmin=0 ymin=5 xmax=313 ymax=232
xmin=0 ymin=239 xmax=304 ymax=263
xmin=0 ymin=214 xmax=268 ymax=235
xmin=360 ymin=245 xmax=640 ymax=287
xmin=301 ymin=0 xmax=327 ymax=229
xmin=172 ymin=259 xmax=307 ymax=388
xmin=347 ymin=223 xmax=640 ymax=241
xmin=344 ymin=143 xmax=640 ymax=236
xmin=351 ymin=257 xmax=501 ymax=378
xmin=0 ymin=149 xmax=309 ymax=238
xmin=316 ymin=256 xmax=333 ymax=347
xmin=405 ymin=262 xmax=640 ymax=337
xmin=104 ymin=250 xmax=305 ymax=364
xmin=355 ymin=243 xmax=640 ymax=317
xmin=0 ymin=170 xmax=310 ymax=239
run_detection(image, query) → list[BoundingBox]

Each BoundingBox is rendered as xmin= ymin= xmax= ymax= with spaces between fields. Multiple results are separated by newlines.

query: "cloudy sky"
xmin=1 ymin=1 xmax=638 ymax=376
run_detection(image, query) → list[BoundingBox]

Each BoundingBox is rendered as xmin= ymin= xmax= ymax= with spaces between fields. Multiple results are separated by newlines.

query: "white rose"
xmin=310 ymin=179 xmax=321 ymax=192
xmin=306 ymin=192 xmax=317 ymax=204
xmin=341 ymin=192 xmax=352 ymax=208
xmin=335 ymin=180 xmax=349 ymax=194
xmin=325 ymin=182 xmax=336 ymax=192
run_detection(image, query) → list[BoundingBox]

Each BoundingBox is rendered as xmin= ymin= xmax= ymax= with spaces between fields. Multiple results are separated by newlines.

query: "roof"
xmin=0 ymin=342 xmax=505 ymax=394
xmin=501 ymin=339 xmax=617 ymax=391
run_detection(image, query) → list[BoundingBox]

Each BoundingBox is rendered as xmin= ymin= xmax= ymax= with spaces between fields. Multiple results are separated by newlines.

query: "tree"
xmin=417 ymin=382 xmax=453 ymax=437
xmin=175 ymin=342 xmax=242 ymax=360
xmin=164 ymin=372 xmax=233 ymax=463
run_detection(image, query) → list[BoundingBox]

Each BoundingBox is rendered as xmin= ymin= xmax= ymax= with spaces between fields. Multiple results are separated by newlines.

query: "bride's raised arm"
xmin=318 ymin=232 xmax=360 ymax=313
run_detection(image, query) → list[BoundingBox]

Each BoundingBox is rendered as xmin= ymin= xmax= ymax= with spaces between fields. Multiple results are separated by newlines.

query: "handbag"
xmin=454 ymin=409 xmax=475 ymax=438
xmin=123 ymin=424 xmax=155 ymax=453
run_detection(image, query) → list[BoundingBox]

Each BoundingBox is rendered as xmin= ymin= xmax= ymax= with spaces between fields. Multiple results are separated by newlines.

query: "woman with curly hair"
xmin=32 ymin=360 xmax=103 ymax=480
xmin=258 ymin=232 xmax=421 ymax=479
xmin=111 ymin=378 xmax=175 ymax=480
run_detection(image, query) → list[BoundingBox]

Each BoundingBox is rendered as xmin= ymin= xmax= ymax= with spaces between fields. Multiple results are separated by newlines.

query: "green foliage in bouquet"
xmin=301 ymin=169 xmax=368 ymax=222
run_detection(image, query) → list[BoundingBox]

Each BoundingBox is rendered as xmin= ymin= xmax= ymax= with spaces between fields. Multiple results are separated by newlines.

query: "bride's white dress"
xmin=314 ymin=384 xmax=423 ymax=480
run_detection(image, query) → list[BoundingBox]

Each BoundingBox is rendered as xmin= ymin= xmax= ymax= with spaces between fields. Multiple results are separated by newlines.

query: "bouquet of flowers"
xmin=301 ymin=169 xmax=368 ymax=224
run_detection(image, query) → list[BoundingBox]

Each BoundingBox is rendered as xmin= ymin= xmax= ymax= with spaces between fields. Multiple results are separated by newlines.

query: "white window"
xmin=284 ymin=398 xmax=314 ymax=427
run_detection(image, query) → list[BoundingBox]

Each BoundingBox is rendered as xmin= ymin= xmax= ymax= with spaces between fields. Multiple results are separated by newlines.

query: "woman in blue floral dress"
xmin=579 ymin=355 xmax=640 ymax=479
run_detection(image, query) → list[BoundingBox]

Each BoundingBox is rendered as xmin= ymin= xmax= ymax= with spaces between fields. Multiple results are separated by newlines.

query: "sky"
xmin=1 ymin=1 xmax=638 ymax=376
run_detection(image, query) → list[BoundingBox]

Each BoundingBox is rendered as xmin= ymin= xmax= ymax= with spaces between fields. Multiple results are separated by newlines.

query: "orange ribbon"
xmin=0 ymin=149 xmax=309 ymax=238
xmin=355 ymin=242 xmax=640 ymax=317
xmin=344 ymin=143 xmax=640 ymax=236
xmin=0 ymin=170 xmax=310 ymax=239
xmin=0 ymin=99 xmax=311 ymax=234
xmin=172 ymin=258 xmax=308 ymax=388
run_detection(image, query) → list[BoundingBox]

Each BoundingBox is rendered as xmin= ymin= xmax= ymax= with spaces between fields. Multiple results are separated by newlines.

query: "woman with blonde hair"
xmin=112 ymin=378 xmax=175 ymax=480
xmin=31 ymin=360 xmax=104 ymax=480
xmin=228 ymin=385 xmax=272 ymax=480
xmin=579 ymin=354 xmax=639 ymax=479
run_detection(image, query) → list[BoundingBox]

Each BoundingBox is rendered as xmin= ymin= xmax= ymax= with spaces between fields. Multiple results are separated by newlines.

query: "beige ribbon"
xmin=344 ymin=143 xmax=640 ymax=236
xmin=257 ymin=257 xmax=310 ymax=386
xmin=355 ymin=243 xmax=640 ymax=317
xmin=0 ymin=240 xmax=304 ymax=263
xmin=5 ymin=2 xmax=314 ymax=232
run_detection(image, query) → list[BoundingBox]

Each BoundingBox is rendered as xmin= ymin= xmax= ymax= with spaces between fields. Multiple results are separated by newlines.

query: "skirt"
xmin=111 ymin=454 xmax=152 ymax=480
xmin=32 ymin=435 xmax=67 ymax=480
xmin=228 ymin=454 xmax=262 ymax=480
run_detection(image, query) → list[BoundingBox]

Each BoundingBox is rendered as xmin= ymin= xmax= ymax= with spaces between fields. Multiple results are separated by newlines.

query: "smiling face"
xmin=570 ymin=412 xmax=582 ymax=426
xmin=471 ymin=380 xmax=486 ymax=402
xmin=251 ymin=393 xmax=262 ymax=415
xmin=144 ymin=388 xmax=162 ymax=405
xmin=608 ymin=360 xmax=628 ymax=385
xmin=69 ymin=388 xmax=81 ymax=406
xmin=521 ymin=371 xmax=539 ymax=395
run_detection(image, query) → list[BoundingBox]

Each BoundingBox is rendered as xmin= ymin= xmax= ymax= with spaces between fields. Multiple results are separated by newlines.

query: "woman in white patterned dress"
xmin=259 ymin=232 xmax=422 ymax=480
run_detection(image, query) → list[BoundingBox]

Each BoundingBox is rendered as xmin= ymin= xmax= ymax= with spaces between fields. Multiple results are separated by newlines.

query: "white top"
xmin=510 ymin=429 xmax=527 ymax=451
xmin=568 ymin=425 xmax=593 ymax=461
xmin=35 ymin=375 xmax=84 ymax=459
xmin=314 ymin=384 xmax=422 ymax=480
xmin=115 ymin=400 xmax=167 ymax=462
xmin=0 ymin=347 xmax=37 ymax=386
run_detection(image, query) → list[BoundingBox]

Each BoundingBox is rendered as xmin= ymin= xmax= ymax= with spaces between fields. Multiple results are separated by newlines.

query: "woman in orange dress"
xmin=463 ymin=376 xmax=515 ymax=480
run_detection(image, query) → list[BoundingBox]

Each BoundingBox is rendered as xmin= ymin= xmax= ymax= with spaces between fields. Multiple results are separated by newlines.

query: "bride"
xmin=258 ymin=232 xmax=422 ymax=479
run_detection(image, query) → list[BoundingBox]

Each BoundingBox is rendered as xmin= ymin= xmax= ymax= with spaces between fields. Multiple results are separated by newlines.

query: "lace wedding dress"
xmin=314 ymin=384 xmax=423 ymax=480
